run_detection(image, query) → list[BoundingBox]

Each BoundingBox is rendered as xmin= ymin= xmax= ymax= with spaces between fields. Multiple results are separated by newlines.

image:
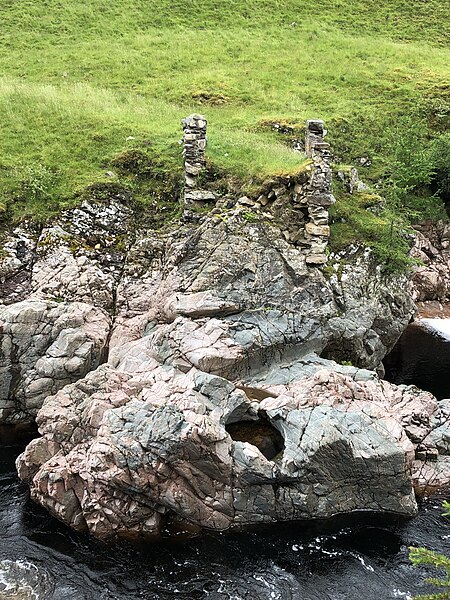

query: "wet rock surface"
xmin=2 ymin=438 xmax=450 ymax=600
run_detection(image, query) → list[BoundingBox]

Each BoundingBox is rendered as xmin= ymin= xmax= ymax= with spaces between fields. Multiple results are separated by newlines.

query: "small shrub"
xmin=410 ymin=547 xmax=450 ymax=600
xmin=382 ymin=115 xmax=435 ymax=210
xmin=79 ymin=181 xmax=131 ymax=204
xmin=242 ymin=211 xmax=258 ymax=223
xmin=111 ymin=149 xmax=155 ymax=175
xmin=13 ymin=163 xmax=59 ymax=203
xmin=191 ymin=90 xmax=230 ymax=105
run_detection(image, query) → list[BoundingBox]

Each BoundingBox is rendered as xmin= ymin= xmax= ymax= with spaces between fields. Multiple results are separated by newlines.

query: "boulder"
xmin=17 ymin=357 xmax=450 ymax=539
xmin=411 ymin=225 xmax=450 ymax=302
xmin=1 ymin=206 xmax=415 ymax=377
xmin=110 ymin=215 xmax=415 ymax=374
xmin=2 ymin=200 xmax=434 ymax=539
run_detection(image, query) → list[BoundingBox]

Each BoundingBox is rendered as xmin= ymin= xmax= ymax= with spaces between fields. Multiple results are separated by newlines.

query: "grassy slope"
xmin=0 ymin=0 xmax=449 ymax=225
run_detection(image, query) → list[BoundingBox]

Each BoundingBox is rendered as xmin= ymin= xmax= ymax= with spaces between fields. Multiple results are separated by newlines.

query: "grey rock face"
xmin=0 ymin=226 xmax=38 ymax=305
xmin=322 ymin=248 xmax=416 ymax=368
xmin=108 ymin=215 xmax=415 ymax=378
xmin=411 ymin=222 xmax=450 ymax=303
xmin=2 ymin=186 xmax=436 ymax=539
xmin=0 ymin=205 xmax=415 ymax=425
xmin=0 ymin=300 xmax=111 ymax=424
xmin=1 ymin=199 xmax=132 ymax=311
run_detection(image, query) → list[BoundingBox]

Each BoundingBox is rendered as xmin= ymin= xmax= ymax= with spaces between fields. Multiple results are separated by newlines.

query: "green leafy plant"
xmin=242 ymin=211 xmax=258 ymax=223
xmin=383 ymin=116 xmax=435 ymax=201
xmin=410 ymin=502 xmax=450 ymax=599
xmin=410 ymin=548 xmax=450 ymax=600
xmin=13 ymin=162 xmax=59 ymax=203
xmin=330 ymin=113 xmax=448 ymax=274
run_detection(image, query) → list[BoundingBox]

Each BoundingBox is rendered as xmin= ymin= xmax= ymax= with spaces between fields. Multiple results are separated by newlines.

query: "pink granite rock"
xmin=17 ymin=361 xmax=450 ymax=540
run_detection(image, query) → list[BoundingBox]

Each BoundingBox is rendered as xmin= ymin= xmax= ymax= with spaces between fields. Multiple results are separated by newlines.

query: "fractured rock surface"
xmin=16 ymin=355 xmax=449 ymax=539
xmin=411 ymin=222 xmax=450 ymax=303
xmin=0 ymin=300 xmax=111 ymax=424
xmin=2 ymin=193 xmax=446 ymax=540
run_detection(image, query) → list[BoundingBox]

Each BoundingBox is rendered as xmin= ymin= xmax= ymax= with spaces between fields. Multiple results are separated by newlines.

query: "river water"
xmin=1 ymin=320 xmax=450 ymax=600
xmin=384 ymin=318 xmax=450 ymax=400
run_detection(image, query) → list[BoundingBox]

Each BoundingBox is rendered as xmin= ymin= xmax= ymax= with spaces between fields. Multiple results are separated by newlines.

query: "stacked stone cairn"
xmin=304 ymin=119 xmax=335 ymax=265
xmin=182 ymin=114 xmax=215 ymax=219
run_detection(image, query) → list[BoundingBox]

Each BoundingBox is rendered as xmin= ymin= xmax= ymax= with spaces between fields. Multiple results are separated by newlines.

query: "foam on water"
xmin=0 ymin=560 xmax=46 ymax=599
xmin=421 ymin=318 xmax=450 ymax=341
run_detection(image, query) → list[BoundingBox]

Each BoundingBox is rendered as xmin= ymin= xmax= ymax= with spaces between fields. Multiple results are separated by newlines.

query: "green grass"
xmin=0 ymin=0 xmax=449 ymax=233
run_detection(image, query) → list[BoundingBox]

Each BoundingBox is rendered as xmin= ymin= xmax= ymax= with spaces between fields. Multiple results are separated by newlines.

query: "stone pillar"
xmin=304 ymin=120 xmax=335 ymax=265
xmin=182 ymin=114 xmax=215 ymax=219
xmin=305 ymin=119 xmax=326 ymax=156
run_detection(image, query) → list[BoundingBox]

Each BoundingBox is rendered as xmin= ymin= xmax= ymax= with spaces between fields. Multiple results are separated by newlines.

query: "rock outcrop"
xmin=109 ymin=211 xmax=415 ymax=373
xmin=4 ymin=119 xmax=445 ymax=540
xmin=16 ymin=350 xmax=450 ymax=539
xmin=411 ymin=221 xmax=450 ymax=304
xmin=0 ymin=200 xmax=416 ymax=427
xmin=0 ymin=198 xmax=132 ymax=310
xmin=0 ymin=300 xmax=111 ymax=424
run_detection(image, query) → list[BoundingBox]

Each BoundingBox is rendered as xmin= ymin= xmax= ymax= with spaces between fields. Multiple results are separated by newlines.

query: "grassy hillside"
xmin=0 ymin=0 xmax=449 ymax=245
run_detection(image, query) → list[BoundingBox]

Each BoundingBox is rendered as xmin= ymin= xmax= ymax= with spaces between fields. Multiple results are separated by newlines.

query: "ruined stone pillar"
xmin=304 ymin=119 xmax=335 ymax=265
xmin=305 ymin=119 xmax=326 ymax=155
xmin=182 ymin=114 xmax=215 ymax=219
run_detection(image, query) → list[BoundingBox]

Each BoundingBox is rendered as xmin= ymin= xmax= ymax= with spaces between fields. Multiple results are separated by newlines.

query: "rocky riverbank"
xmin=411 ymin=220 xmax=450 ymax=307
xmin=1 ymin=174 xmax=449 ymax=539
xmin=16 ymin=355 xmax=450 ymax=539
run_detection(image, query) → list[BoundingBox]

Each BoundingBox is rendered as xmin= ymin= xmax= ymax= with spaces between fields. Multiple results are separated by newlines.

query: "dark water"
xmin=384 ymin=319 xmax=450 ymax=400
xmin=2 ymin=319 xmax=450 ymax=600
xmin=1 ymin=444 xmax=450 ymax=600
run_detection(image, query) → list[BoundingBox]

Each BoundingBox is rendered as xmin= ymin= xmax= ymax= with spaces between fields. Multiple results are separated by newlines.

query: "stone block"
xmin=305 ymin=223 xmax=330 ymax=237
xmin=274 ymin=186 xmax=287 ymax=197
xmin=184 ymin=174 xmax=197 ymax=188
xmin=309 ymin=242 xmax=328 ymax=254
xmin=185 ymin=163 xmax=203 ymax=176
xmin=185 ymin=190 xmax=216 ymax=202
xmin=308 ymin=193 xmax=336 ymax=207
xmin=237 ymin=196 xmax=254 ymax=207
xmin=308 ymin=213 xmax=329 ymax=226
xmin=306 ymin=119 xmax=324 ymax=134
xmin=305 ymin=254 xmax=327 ymax=265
